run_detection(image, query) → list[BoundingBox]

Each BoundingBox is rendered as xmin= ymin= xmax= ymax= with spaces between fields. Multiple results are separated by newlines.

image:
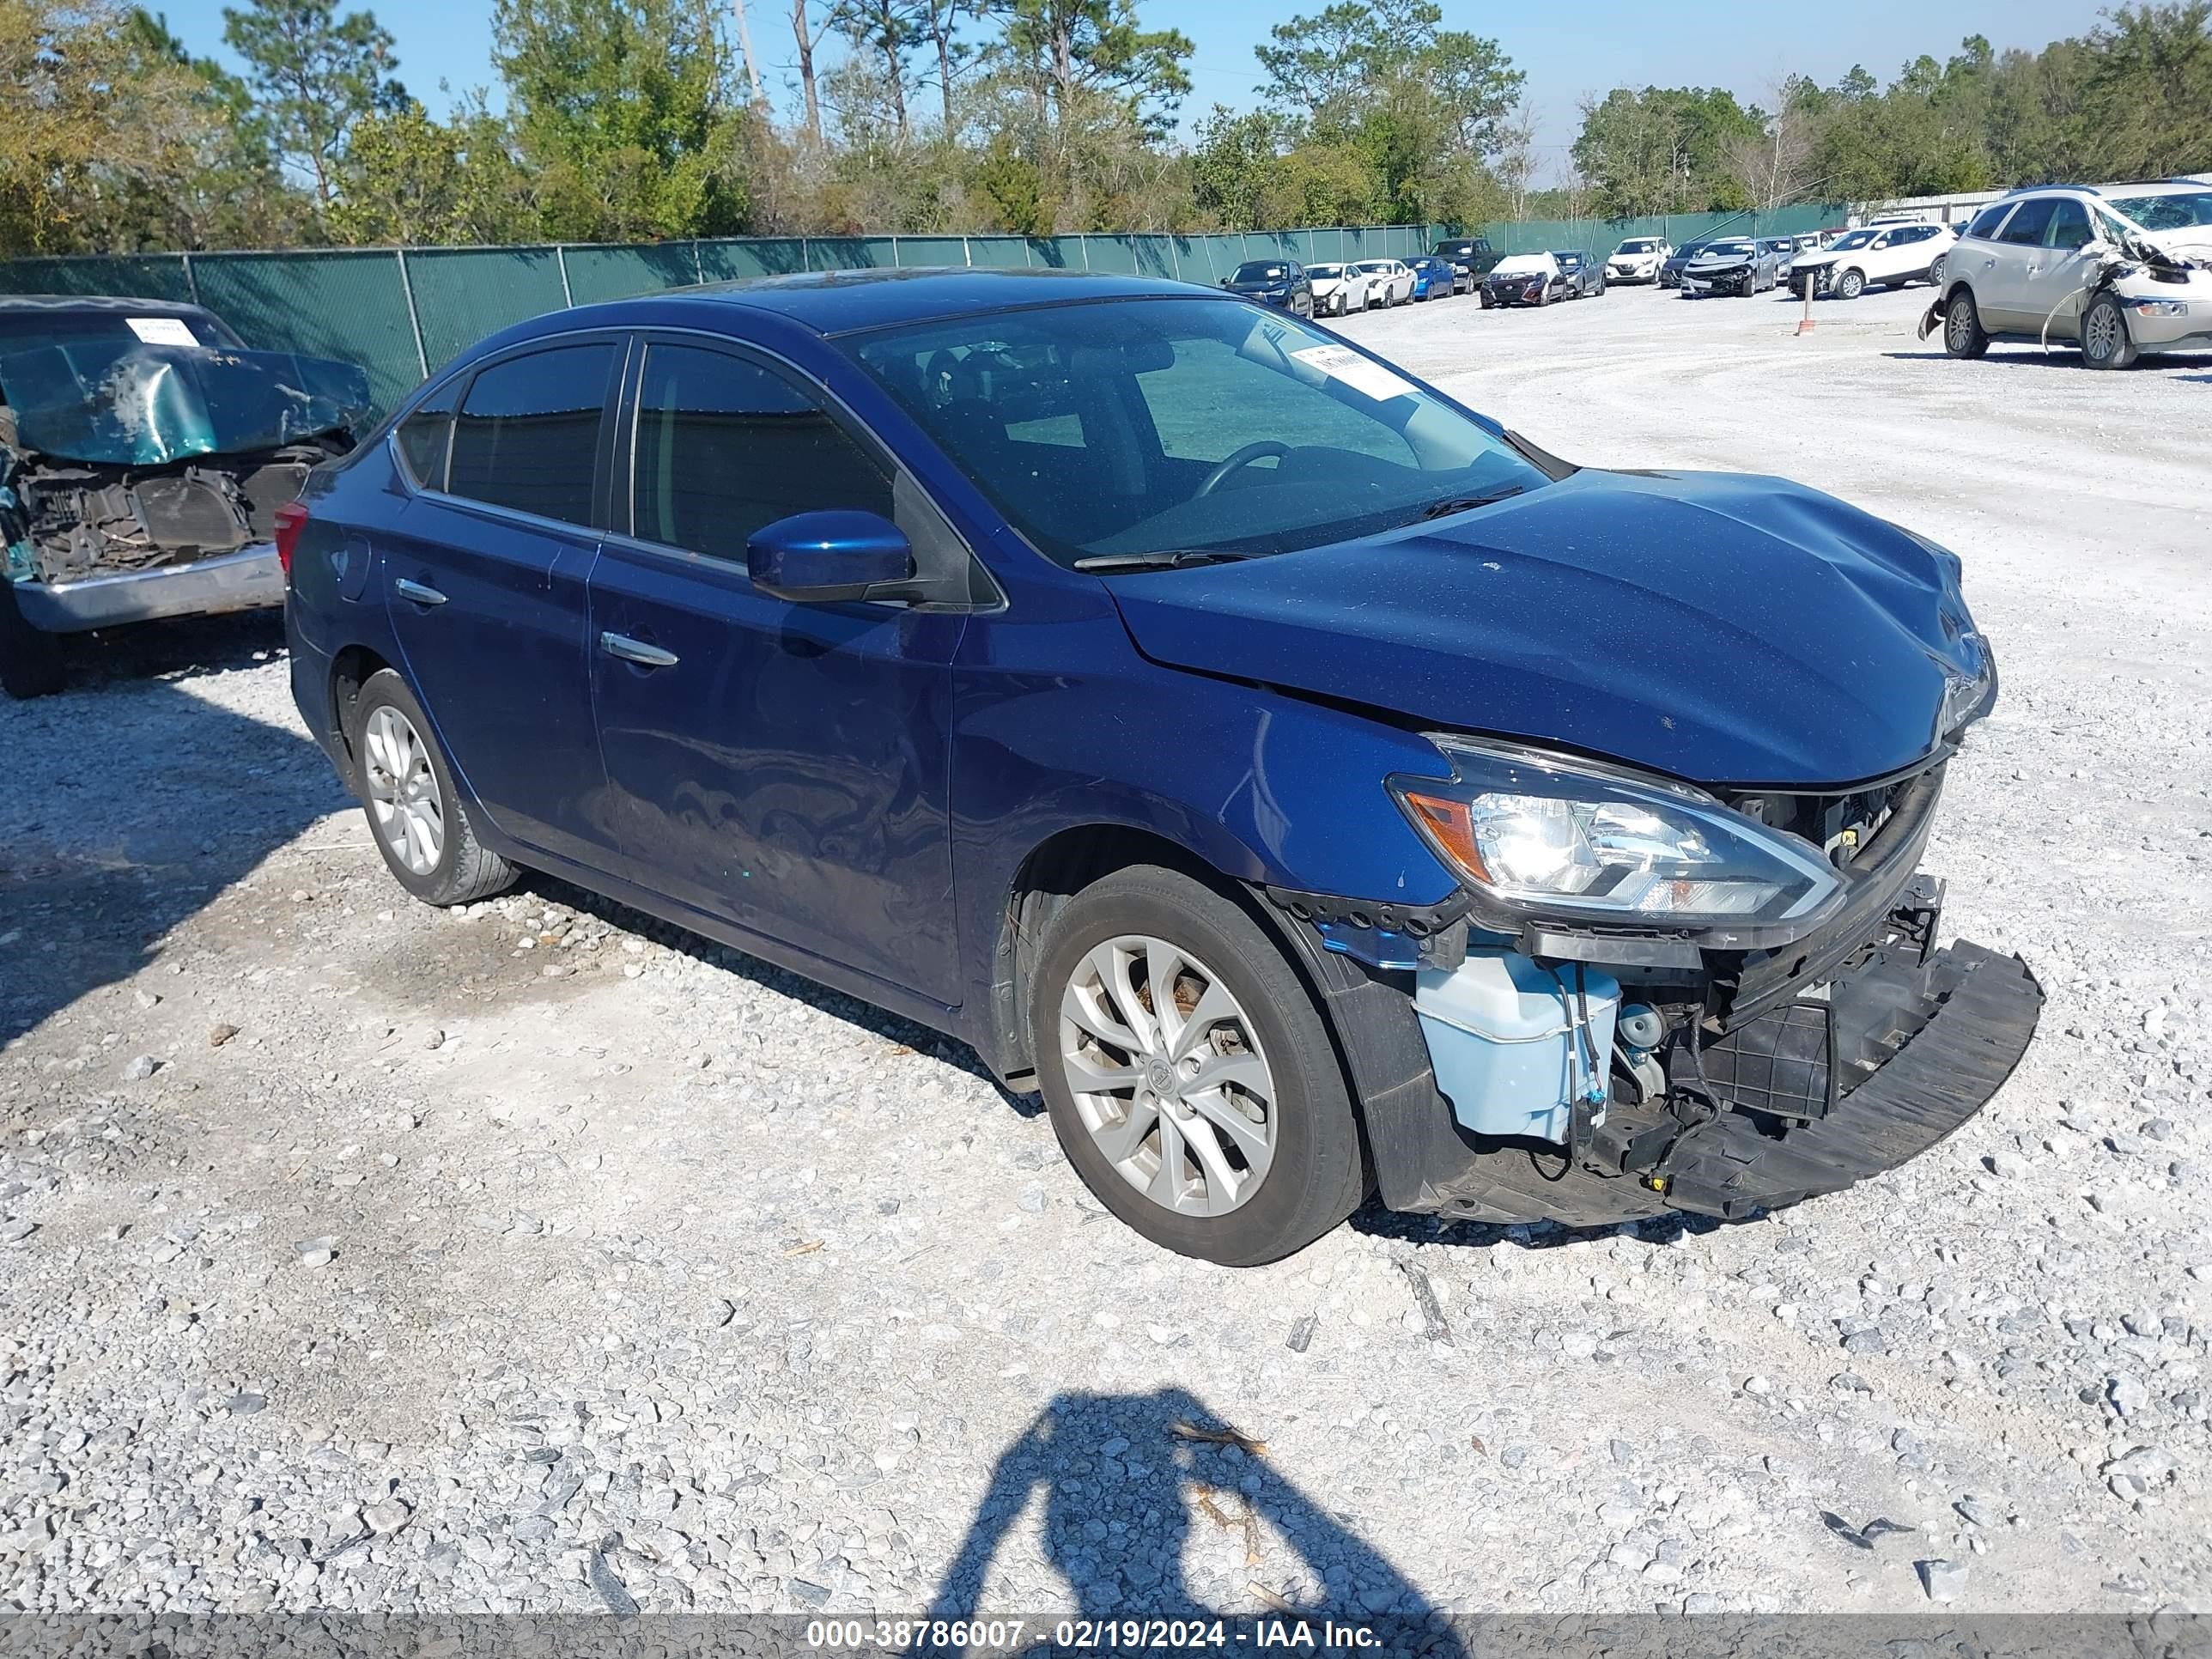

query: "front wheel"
xmin=1943 ymin=289 xmax=1990 ymax=359
xmin=0 ymin=580 xmax=65 ymax=700
xmin=1031 ymin=866 xmax=1365 ymax=1266
xmin=350 ymin=668 xmax=518 ymax=906
xmin=1832 ymin=267 xmax=1865 ymax=301
xmin=2081 ymin=293 xmax=2137 ymax=369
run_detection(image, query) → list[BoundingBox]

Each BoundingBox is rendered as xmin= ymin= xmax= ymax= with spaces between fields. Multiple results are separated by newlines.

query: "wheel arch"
xmin=327 ymin=643 xmax=396 ymax=765
xmin=986 ymin=820 xmax=1260 ymax=1086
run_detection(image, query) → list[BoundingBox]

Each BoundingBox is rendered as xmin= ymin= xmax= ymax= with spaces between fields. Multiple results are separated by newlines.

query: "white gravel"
xmin=2 ymin=283 xmax=2209 ymax=1620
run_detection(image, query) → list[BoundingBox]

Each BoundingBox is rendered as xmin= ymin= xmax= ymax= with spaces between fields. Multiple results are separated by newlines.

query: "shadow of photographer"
xmin=916 ymin=1386 xmax=1468 ymax=1656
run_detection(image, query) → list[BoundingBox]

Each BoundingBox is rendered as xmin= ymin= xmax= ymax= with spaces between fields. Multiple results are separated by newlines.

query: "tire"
xmin=1832 ymin=267 xmax=1865 ymax=301
xmin=1479 ymin=289 xmax=1493 ymax=309
xmin=1942 ymin=289 xmax=1990 ymax=359
xmin=1929 ymin=253 xmax=1948 ymax=288
xmin=1030 ymin=865 xmax=1365 ymax=1266
xmin=2081 ymin=293 xmax=2137 ymax=369
xmin=349 ymin=667 xmax=517 ymax=907
xmin=0 ymin=579 xmax=65 ymax=700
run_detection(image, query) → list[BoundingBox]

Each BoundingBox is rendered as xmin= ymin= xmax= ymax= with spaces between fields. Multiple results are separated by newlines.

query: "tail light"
xmin=273 ymin=500 xmax=308 ymax=579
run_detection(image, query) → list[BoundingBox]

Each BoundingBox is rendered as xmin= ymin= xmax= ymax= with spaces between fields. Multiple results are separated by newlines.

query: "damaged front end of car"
xmin=1 ymin=339 xmax=370 ymax=634
xmin=1267 ymin=648 xmax=2040 ymax=1230
xmin=1920 ymin=221 xmax=2212 ymax=356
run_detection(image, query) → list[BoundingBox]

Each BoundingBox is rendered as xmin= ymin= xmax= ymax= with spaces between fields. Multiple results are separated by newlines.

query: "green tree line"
xmin=3 ymin=0 xmax=2208 ymax=258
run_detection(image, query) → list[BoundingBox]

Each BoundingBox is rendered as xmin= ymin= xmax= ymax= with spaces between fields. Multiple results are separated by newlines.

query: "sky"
xmin=153 ymin=0 xmax=2106 ymax=185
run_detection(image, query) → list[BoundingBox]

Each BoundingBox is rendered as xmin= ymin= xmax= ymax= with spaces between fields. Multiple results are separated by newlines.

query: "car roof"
xmin=0 ymin=294 xmax=219 ymax=319
xmin=547 ymin=267 xmax=1208 ymax=340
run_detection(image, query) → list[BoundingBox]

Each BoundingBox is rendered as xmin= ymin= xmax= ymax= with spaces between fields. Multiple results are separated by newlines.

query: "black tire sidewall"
xmin=1946 ymin=291 xmax=1987 ymax=357
xmin=1030 ymin=869 xmax=1361 ymax=1267
xmin=351 ymin=669 xmax=473 ymax=904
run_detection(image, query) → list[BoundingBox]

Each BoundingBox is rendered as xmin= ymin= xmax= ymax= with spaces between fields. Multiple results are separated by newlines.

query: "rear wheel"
xmin=1031 ymin=866 xmax=1365 ymax=1266
xmin=1929 ymin=253 xmax=1948 ymax=287
xmin=0 ymin=580 xmax=64 ymax=700
xmin=2081 ymin=293 xmax=2137 ymax=369
xmin=1943 ymin=289 xmax=1990 ymax=359
xmin=350 ymin=668 xmax=517 ymax=906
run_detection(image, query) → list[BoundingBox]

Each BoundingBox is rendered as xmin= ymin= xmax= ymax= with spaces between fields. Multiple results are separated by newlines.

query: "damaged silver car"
xmin=0 ymin=295 xmax=371 ymax=696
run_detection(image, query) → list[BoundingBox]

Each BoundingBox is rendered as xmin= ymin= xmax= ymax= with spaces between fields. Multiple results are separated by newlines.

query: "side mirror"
xmin=747 ymin=509 xmax=915 ymax=604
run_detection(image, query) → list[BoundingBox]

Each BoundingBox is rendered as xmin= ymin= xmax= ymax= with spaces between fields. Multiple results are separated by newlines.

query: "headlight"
xmin=2127 ymin=298 xmax=2188 ymax=316
xmin=1937 ymin=629 xmax=1994 ymax=736
xmin=1391 ymin=738 xmax=1844 ymax=933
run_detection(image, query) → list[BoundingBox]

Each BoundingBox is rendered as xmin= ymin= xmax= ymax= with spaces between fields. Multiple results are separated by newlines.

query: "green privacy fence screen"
xmin=0 ymin=210 xmax=1844 ymax=416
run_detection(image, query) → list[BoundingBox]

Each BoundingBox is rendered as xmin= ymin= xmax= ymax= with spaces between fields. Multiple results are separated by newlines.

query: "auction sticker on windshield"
xmin=126 ymin=317 xmax=199 ymax=346
xmin=1291 ymin=343 xmax=1416 ymax=404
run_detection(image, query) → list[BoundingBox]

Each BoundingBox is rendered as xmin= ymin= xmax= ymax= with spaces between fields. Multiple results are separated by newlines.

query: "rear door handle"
xmin=393 ymin=577 xmax=447 ymax=606
xmin=600 ymin=631 xmax=679 ymax=669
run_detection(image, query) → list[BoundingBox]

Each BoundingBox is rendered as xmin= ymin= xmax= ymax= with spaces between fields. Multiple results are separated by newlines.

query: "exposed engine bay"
xmin=2 ymin=438 xmax=348 ymax=583
xmin=0 ymin=332 xmax=369 ymax=586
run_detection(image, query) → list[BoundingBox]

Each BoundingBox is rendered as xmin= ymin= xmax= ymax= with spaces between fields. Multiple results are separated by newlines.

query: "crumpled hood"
xmin=1105 ymin=469 xmax=1980 ymax=787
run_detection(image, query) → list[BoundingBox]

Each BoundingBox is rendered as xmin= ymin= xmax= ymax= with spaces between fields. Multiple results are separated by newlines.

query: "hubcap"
xmin=2087 ymin=305 xmax=2120 ymax=359
xmin=1948 ymin=301 xmax=1973 ymax=349
xmin=1058 ymin=934 xmax=1278 ymax=1217
xmin=362 ymin=705 xmax=445 ymax=876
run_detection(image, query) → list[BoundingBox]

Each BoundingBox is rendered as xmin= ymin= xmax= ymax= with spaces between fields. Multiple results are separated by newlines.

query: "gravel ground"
xmin=3 ymin=281 xmax=2209 ymax=1622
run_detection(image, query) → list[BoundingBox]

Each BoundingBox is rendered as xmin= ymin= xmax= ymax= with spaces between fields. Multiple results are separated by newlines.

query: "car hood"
xmin=1103 ymin=469 xmax=1978 ymax=787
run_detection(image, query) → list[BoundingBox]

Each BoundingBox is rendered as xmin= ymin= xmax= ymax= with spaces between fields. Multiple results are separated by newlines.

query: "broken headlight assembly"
xmin=1390 ymin=737 xmax=1843 ymax=934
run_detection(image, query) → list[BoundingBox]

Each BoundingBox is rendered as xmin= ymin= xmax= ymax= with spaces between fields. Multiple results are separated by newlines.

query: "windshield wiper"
xmin=1072 ymin=549 xmax=1253 ymax=573
xmin=1416 ymin=484 xmax=1527 ymax=520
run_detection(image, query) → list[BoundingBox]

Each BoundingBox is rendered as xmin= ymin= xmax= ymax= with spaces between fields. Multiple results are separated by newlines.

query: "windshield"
xmin=0 ymin=339 xmax=370 ymax=465
xmin=1231 ymin=262 xmax=1291 ymax=282
xmin=1492 ymin=254 xmax=1552 ymax=275
xmin=1354 ymin=261 xmax=1392 ymax=273
xmin=1831 ymin=230 xmax=1876 ymax=251
xmin=1701 ymin=241 xmax=1754 ymax=258
xmin=2106 ymin=191 xmax=2212 ymax=231
xmin=843 ymin=298 xmax=1551 ymax=568
xmin=1615 ymin=240 xmax=1657 ymax=254
xmin=1308 ymin=264 xmax=1344 ymax=278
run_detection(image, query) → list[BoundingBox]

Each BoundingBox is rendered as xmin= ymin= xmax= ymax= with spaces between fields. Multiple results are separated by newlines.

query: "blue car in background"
xmin=284 ymin=268 xmax=2039 ymax=1265
xmin=1407 ymin=258 xmax=1455 ymax=300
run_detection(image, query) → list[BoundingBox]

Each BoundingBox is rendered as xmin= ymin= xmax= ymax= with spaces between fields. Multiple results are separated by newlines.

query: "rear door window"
xmin=629 ymin=342 xmax=892 ymax=565
xmin=1996 ymin=199 xmax=2057 ymax=246
xmin=1962 ymin=204 xmax=2014 ymax=240
xmin=447 ymin=343 xmax=615 ymax=526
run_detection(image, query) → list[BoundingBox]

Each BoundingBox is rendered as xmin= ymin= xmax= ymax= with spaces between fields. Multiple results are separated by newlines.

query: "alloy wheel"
xmin=2085 ymin=302 xmax=2124 ymax=362
xmin=1058 ymin=934 xmax=1278 ymax=1217
xmin=1947 ymin=299 xmax=1976 ymax=352
xmin=362 ymin=704 xmax=446 ymax=877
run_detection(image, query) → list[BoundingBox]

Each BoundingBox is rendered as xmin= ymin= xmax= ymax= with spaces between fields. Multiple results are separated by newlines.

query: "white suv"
xmin=1927 ymin=181 xmax=2212 ymax=368
xmin=1606 ymin=237 xmax=1670 ymax=284
xmin=1789 ymin=222 xmax=1957 ymax=299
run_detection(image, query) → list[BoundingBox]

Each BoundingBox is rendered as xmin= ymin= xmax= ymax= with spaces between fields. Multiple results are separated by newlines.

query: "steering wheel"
xmin=1196 ymin=441 xmax=1291 ymax=497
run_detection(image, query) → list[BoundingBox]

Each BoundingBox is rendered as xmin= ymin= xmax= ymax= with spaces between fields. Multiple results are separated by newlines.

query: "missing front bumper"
xmin=1401 ymin=937 xmax=2040 ymax=1228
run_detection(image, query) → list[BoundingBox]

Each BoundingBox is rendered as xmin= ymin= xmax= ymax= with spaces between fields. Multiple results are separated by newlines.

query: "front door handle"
xmin=393 ymin=577 xmax=447 ymax=606
xmin=600 ymin=631 xmax=679 ymax=669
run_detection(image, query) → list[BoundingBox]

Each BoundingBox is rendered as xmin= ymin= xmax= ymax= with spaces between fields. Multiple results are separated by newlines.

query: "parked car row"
xmin=1224 ymin=255 xmax=1475 ymax=318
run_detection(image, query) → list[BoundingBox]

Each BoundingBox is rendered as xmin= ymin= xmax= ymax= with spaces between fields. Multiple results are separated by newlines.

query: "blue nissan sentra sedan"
xmin=283 ymin=268 xmax=2039 ymax=1265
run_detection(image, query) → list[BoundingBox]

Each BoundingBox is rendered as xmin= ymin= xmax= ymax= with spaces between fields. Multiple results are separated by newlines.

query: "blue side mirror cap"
xmin=746 ymin=510 xmax=915 ymax=604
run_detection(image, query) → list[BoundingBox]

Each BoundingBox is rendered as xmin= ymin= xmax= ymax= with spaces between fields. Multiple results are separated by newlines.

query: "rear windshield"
xmin=842 ymin=298 xmax=1549 ymax=568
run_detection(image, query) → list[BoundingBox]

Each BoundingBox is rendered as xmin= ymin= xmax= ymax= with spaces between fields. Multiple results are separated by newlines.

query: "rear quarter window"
xmin=1962 ymin=204 xmax=2013 ymax=240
